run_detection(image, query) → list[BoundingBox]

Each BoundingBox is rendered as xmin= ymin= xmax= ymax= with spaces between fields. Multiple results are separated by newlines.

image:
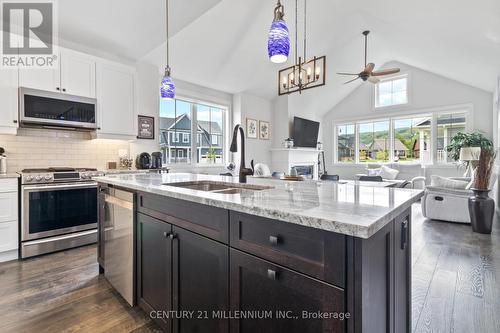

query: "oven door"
xmin=22 ymin=182 xmax=98 ymax=241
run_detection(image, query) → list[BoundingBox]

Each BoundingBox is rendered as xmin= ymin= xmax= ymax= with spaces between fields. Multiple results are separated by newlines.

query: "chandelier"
xmin=277 ymin=0 xmax=326 ymax=96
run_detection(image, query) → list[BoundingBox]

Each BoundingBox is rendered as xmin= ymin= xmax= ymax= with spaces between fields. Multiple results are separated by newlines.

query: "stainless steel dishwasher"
xmin=102 ymin=187 xmax=135 ymax=306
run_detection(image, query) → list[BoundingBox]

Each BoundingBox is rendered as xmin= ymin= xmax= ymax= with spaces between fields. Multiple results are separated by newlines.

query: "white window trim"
xmin=373 ymin=73 xmax=411 ymax=110
xmin=182 ymin=133 xmax=189 ymax=143
xmin=333 ymin=104 xmax=472 ymax=166
xmin=160 ymin=95 xmax=230 ymax=167
xmin=211 ymin=134 xmax=218 ymax=145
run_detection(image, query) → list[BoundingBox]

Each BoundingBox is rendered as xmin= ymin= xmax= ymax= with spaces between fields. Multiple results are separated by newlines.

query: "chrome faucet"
xmin=230 ymin=124 xmax=254 ymax=183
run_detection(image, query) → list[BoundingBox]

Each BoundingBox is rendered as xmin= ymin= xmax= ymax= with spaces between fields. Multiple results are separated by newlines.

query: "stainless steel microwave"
xmin=19 ymin=87 xmax=98 ymax=130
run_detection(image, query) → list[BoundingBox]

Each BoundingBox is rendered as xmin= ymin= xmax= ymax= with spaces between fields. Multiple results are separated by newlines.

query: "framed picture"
xmin=259 ymin=121 xmax=270 ymax=140
xmin=246 ymin=118 xmax=258 ymax=139
xmin=137 ymin=115 xmax=155 ymax=139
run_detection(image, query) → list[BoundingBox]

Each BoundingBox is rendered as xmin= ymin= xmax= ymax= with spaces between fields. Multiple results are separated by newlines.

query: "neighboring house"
xmin=159 ymin=114 xmax=223 ymax=164
xmin=358 ymin=139 xmax=408 ymax=160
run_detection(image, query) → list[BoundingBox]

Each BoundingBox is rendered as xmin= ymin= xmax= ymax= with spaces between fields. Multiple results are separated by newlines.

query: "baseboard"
xmin=0 ymin=249 xmax=19 ymax=263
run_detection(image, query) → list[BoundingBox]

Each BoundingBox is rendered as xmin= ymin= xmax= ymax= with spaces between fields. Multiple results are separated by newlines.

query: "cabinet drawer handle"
xmin=13 ymin=120 xmax=18 ymax=124
xmin=62 ymin=88 xmax=66 ymax=92
xmin=169 ymin=233 xmax=177 ymax=240
xmin=56 ymin=87 xmax=60 ymax=90
xmin=269 ymin=235 xmax=279 ymax=246
xmin=267 ymin=269 xmax=277 ymax=280
xmin=401 ymin=219 xmax=408 ymax=250
xmin=163 ymin=231 xmax=169 ymax=238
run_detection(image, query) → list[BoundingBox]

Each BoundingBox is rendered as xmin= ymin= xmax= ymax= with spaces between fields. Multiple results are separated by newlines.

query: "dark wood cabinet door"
xmin=172 ymin=226 xmax=229 ymax=333
xmin=136 ymin=213 xmax=173 ymax=332
xmin=394 ymin=213 xmax=411 ymax=333
xmin=230 ymin=249 xmax=345 ymax=333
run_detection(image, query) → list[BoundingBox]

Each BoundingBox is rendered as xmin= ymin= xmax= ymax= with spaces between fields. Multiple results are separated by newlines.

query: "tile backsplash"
xmin=0 ymin=128 xmax=130 ymax=172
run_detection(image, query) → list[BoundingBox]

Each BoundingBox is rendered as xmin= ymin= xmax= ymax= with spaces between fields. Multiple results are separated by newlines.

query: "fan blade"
xmin=364 ymin=63 xmax=375 ymax=73
xmin=368 ymin=76 xmax=380 ymax=84
xmin=337 ymin=72 xmax=359 ymax=76
xmin=372 ymin=68 xmax=400 ymax=76
xmin=344 ymin=76 xmax=360 ymax=84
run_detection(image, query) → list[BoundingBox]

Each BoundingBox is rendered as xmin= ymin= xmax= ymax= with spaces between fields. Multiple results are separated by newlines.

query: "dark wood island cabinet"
xmin=98 ymin=188 xmax=412 ymax=333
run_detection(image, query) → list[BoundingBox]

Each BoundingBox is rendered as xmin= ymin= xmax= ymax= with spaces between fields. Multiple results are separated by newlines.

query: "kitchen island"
xmin=95 ymin=173 xmax=423 ymax=333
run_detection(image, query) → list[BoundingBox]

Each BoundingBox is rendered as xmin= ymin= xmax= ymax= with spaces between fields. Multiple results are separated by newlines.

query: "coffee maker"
xmin=151 ymin=152 xmax=163 ymax=169
xmin=135 ymin=153 xmax=152 ymax=169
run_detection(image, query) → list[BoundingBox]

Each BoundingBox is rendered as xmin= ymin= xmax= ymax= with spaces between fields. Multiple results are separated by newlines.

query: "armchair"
xmin=421 ymin=177 xmax=472 ymax=224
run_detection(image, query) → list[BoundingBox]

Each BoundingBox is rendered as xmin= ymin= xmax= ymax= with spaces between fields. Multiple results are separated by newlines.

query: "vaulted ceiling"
xmin=58 ymin=0 xmax=500 ymax=116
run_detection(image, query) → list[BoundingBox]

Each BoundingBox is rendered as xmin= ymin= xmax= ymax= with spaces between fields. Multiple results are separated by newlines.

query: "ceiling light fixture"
xmin=268 ymin=0 xmax=290 ymax=64
xmin=278 ymin=0 xmax=326 ymax=95
xmin=278 ymin=0 xmax=326 ymax=96
xmin=160 ymin=0 xmax=175 ymax=99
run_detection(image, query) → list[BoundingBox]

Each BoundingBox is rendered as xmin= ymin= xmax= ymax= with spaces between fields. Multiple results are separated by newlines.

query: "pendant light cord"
xmin=303 ymin=0 xmax=306 ymax=61
xmin=295 ymin=0 xmax=298 ymax=64
xmin=166 ymin=0 xmax=170 ymax=69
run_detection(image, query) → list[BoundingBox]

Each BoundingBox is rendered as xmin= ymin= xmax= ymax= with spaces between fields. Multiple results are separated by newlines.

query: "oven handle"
xmin=23 ymin=182 xmax=97 ymax=191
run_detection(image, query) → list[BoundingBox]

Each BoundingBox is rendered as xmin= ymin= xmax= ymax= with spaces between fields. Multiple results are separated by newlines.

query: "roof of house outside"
xmin=159 ymin=115 xmax=222 ymax=134
xmin=359 ymin=139 xmax=408 ymax=151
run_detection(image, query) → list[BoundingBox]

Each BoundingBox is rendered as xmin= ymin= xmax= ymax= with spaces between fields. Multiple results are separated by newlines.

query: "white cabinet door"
xmin=60 ymin=48 xmax=96 ymax=98
xmin=0 ymin=221 xmax=18 ymax=252
xmin=18 ymin=58 xmax=61 ymax=92
xmin=0 ymin=68 xmax=18 ymax=134
xmin=97 ymin=62 xmax=135 ymax=138
xmin=0 ymin=192 xmax=17 ymax=223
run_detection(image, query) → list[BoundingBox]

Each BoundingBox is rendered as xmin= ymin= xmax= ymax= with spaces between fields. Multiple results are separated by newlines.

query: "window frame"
xmin=333 ymin=106 xmax=472 ymax=166
xmin=159 ymin=95 xmax=230 ymax=167
xmin=373 ymin=73 xmax=410 ymax=110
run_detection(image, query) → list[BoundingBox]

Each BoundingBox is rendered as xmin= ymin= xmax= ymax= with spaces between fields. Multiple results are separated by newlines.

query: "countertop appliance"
xmin=19 ymin=87 xmax=98 ymax=131
xmin=151 ymin=152 xmax=162 ymax=169
xmin=100 ymin=186 xmax=134 ymax=306
xmin=136 ymin=153 xmax=151 ymax=169
xmin=20 ymin=167 xmax=104 ymax=258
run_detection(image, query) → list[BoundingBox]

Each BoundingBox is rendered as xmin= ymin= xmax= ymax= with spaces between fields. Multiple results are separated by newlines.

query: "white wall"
xmin=233 ymin=93 xmax=273 ymax=166
xmin=322 ymin=61 xmax=494 ymax=177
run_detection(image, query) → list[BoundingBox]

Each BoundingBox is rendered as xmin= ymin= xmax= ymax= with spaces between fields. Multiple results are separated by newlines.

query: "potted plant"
xmin=446 ymin=132 xmax=496 ymax=233
xmin=207 ymin=147 xmax=217 ymax=164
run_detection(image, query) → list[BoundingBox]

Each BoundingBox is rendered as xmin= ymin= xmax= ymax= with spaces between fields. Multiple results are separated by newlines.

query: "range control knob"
xmin=35 ymin=175 xmax=43 ymax=182
xmin=25 ymin=176 xmax=34 ymax=182
xmin=44 ymin=175 xmax=52 ymax=181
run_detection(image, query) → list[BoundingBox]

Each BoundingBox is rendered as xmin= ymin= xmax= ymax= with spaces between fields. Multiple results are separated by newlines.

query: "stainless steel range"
xmin=20 ymin=167 xmax=104 ymax=258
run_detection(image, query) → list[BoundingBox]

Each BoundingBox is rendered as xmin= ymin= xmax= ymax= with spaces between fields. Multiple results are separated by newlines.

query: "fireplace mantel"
xmin=270 ymin=148 xmax=322 ymax=180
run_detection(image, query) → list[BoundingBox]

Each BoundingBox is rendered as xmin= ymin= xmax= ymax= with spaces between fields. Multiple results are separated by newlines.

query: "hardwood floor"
xmin=0 ymin=245 xmax=160 ymax=333
xmin=0 ymin=203 xmax=498 ymax=333
xmin=412 ymin=203 xmax=500 ymax=333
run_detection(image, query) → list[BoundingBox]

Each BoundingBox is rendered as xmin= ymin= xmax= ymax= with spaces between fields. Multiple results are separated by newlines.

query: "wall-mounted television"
xmin=292 ymin=116 xmax=320 ymax=148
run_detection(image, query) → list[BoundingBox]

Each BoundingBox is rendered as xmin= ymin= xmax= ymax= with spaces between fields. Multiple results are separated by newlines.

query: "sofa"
xmin=355 ymin=163 xmax=426 ymax=189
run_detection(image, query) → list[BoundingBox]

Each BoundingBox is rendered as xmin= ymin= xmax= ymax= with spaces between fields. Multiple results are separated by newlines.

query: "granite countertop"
xmin=94 ymin=173 xmax=424 ymax=239
xmin=0 ymin=173 xmax=20 ymax=179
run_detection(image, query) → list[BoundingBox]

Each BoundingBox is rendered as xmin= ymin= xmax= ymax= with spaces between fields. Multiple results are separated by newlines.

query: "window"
xmin=159 ymin=98 xmax=227 ymax=165
xmin=358 ymin=121 xmax=390 ymax=163
xmin=393 ymin=116 xmax=431 ymax=163
xmin=334 ymin=110 xmax=469 ymax=165
xmin=436 ymin=112 xmax=466 ymax=163
xmin=336 ymin=124 xmax=355 ymax=162
xmin=160 ymin=99 xmax=192 ymax=164
xmin=197 ymin=104 xmax=225 ymax=164
xmin=375 ymin=75 xmax=408 ymax=108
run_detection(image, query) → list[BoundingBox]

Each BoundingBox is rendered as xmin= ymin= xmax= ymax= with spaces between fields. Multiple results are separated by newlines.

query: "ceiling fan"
xmin=337 ymin=31 xmax=400 ymax=85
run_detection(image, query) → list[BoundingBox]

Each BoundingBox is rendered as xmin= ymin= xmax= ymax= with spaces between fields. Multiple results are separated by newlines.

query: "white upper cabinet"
xmin=19 ymin=48 xmax=96 ymax=98
xmin=60 ymin=49 xmax=96 ymax=98
xmin=18 ymin=61 xmax=60 ymax=93
xmin=0 ymin=68 xmax=19 ymax=134
xmin=96 ymin=61 xmax=135 ymax=139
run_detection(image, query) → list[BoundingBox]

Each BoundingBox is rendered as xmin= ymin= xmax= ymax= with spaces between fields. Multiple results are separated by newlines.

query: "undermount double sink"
xmin=165 ymin=181 xmax=273 ymax=195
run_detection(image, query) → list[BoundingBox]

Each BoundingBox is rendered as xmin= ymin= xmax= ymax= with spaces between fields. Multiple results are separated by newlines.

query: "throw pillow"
xmin=431 ymin=175 xmax=469 ymax=190
xmin=379 ymin=165 xmax=399 ymax=180
xmin=367 ymin=168 xmax=381 ymax=176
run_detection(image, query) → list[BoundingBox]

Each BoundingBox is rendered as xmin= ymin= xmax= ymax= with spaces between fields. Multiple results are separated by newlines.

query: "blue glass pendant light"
xmin=160 ymin=0 xmax=175 ymax=99
xmin=268 ymin=0 xmax=290 ymax=64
